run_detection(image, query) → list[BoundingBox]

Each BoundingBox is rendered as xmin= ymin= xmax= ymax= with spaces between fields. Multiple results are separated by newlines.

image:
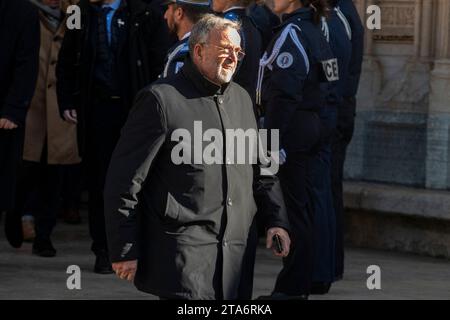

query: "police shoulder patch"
xmin=276 ymin=52 xmax=294 ymax=69
xmin=175 ymin=62 xmax=184 ymax=74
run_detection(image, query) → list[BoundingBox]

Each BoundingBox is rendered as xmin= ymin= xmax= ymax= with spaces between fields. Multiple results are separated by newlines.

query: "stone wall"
xmin=346 ymin=0 xmax=450 ymax=190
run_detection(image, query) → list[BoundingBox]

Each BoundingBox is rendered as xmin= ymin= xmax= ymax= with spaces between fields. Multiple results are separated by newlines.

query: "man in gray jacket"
xmin=104 ymin=14 xmax=290 ymax=300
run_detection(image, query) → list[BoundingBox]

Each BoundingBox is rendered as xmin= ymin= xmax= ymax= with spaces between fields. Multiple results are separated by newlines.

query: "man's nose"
xmin=228 ymin=51 xmax=239 ymax=63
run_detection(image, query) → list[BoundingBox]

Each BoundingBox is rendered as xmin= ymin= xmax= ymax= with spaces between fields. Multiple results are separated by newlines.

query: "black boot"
xmin=4 ymin=210 xmax=23 ymax=248
xmin=310 ymin=282 xmax=332 ymax=295
xmin=32 ymin=238 xmax=56 ymax=257
xmin=94 ymin=251 xmax=114 ymax=274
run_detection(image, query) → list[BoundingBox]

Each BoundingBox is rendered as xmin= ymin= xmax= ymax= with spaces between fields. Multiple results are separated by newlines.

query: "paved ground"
xmin=1 ymin=213 xmax=450 ymax=300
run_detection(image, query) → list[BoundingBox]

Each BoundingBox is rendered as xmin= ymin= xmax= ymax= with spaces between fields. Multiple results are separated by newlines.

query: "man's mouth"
xmin=222 ymin=64 xmax=234 ymax=71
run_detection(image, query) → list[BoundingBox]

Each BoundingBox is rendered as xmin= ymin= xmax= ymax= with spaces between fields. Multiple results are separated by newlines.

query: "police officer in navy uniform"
xmin=310 ymin=0 xmax=351 ymax=295
xmin=257 ymin=0 xmax=338 ymax=299
xmin=331 ymin=0 xmax=364 ymax=282
xmin=160 ymin=0 xmax=211 ymax=78
xmin=211 ymin=0 xmax=263 ymax=299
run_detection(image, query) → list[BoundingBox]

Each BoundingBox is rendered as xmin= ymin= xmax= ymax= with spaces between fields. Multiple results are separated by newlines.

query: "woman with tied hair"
xmin=257 ymin=0 xmax=339 ymax=299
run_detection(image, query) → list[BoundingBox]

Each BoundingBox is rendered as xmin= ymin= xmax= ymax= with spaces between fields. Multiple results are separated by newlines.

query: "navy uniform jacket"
xmin=258 ymin=8 xmax=339 ymax=151
xmin=337 ymin=0 xmax=364 ymax=98
xmin=223 ymin=8 xmax=262 ymax=109
xmin=321 ymin=8 xmax=352 ymax=103
xmin=160 ymin=34 xmax=190 ymax=78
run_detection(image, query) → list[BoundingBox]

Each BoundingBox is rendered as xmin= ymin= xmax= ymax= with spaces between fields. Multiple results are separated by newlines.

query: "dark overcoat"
xmin=104 ymin=59 xmax=289 ymax=300
xmin=56 ymin=0 xmax=169 ymax=156
xmin=0 ymin=0 xmax=40 ymax=211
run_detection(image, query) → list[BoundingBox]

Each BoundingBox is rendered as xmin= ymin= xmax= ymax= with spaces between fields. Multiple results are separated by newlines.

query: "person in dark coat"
xmin=258 ymin=0 xmax=338 ymax=299
xmin=0 ymin=0 xmax=40 ymax=248
xmin=104 ymin=14 xmax=291 ymax=300
xmin=212 ymin=0 xmax=264 ymax=299
xmin=310 ymin=0 xmax=351 ymax=294
xmin=331 ymin=0 xmax=364 ymax=281
xmin=56 ymin=0 xmax=169 ymax=274
xmin=160 ymin=0 xmax=211 ymax=79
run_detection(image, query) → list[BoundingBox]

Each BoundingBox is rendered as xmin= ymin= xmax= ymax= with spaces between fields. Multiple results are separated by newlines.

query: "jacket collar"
xmin=90 ymin=0 xmax=127 ymax=12
xmin=181 ymin=58 xmax=231 ymax=97
xmin=277 ymin=7 xmax=313 ymax=29
xmin=82 ymin=0 xmax=148 ymax=17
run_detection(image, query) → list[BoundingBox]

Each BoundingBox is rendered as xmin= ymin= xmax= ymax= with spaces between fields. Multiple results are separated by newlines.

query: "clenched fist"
xmin=112 ymin=260 xmax=138 ymax=282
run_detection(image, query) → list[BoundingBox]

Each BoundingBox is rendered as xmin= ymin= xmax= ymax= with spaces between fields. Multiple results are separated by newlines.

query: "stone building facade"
xmin=342 ymin=0 xmax=450 ymax=259
xmin=347 ymin=0 xmax=450 ymax=190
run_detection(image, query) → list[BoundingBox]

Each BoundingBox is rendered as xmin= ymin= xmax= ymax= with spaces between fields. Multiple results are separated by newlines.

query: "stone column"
xmin=419 ymin=0 xmax=434 ymax=59
xmin=426 ymin=0 xmax=450 ymax=189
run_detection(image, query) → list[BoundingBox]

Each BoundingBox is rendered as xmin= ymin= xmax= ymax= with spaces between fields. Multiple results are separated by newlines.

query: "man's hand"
xmin=0 ymin=118 xmax=18 ymax=130
xmin=63 ymin=109 xmax=78 ymax=124
xmin=112 ymin=260 xmax=138 ymax=282
xmin=266 ymin=227 xmax=290 ymax=258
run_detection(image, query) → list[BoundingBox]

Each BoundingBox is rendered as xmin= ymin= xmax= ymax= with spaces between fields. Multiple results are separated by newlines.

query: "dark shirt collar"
xmin=181 ymin=58 xmax=230 ymax=97
xmin=91 ymin=0 xmax=127 ymax=12
xmin=103 ymin=0 xmax=122 ymax=11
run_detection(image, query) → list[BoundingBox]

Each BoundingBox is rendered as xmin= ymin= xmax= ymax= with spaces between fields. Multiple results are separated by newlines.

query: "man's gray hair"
xmin=188 ymin=14 xmax=241 ymax=56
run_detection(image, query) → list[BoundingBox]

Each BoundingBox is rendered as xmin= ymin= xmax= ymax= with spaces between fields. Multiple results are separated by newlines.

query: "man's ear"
xmin=175 ymin=6 xmax=184 ymax=21
xmin=194 ymin=44 xmax=203 ymax=61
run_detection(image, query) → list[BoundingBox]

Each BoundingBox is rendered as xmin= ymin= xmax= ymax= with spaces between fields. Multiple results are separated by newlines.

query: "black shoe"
xmin=4 ymin=210 xmax=23 ymax=248
xmin=62 ymin=208 xmax=82 ymax=225
xmin=32 ymin=238 xmax=57 ymax=257
xmin=310 ymin=282 xmax=332 ymax=295
xmin=256 ymin=292 xmax=309 ymax=300
xmin=94 ymin=252 xmax=114 ymax=274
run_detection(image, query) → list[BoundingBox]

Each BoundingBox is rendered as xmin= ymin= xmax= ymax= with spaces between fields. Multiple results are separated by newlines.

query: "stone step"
xmin=344 ymin=181 xmax=450 ymax=259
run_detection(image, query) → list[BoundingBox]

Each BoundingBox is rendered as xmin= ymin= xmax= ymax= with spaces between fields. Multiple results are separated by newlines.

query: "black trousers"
xmin=273 ymin=110 xmax=321 ymax=296
xmin=0 ymin=128 xmax=24 ymax=211
xmin=85 ymin=96 xmax=127 ymax=255
xmin=331 ymin=97 xmax=356 ymax=280
xmin=13 ymin=159 xmax=62 ymax=240
xmin=311 ymin=106 xmax=337 ymax=284
xmin=61 ymin=164 xmax=82 ymax=211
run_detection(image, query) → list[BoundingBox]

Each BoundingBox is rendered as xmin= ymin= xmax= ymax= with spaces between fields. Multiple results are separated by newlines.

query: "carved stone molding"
xmin=373 ymin=0 xmax=416 ymax=43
